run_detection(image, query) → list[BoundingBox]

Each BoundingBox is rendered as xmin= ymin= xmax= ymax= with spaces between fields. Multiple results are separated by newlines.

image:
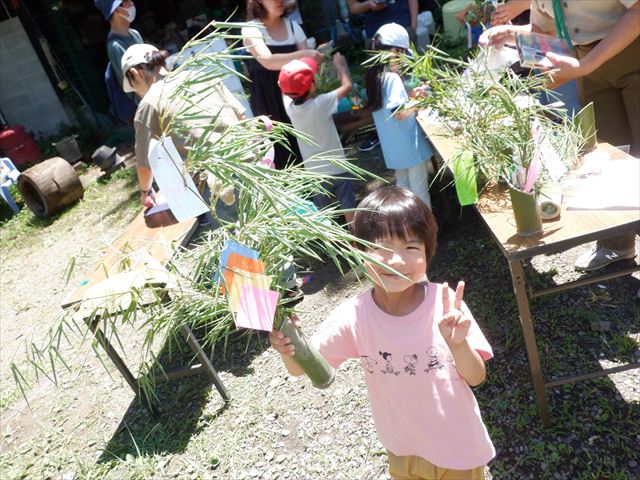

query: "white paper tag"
xmin=531 ymin=119 xmax=567 ymax=182
xmin=148 ymin=136 xmax=209 ymax=222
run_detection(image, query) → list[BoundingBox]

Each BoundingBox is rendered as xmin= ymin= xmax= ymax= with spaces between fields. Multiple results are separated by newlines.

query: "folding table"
xmin=62 ymin=206 xmax=230 ymax=413
xmin=417 ymin=112 xmax=640 ymax=425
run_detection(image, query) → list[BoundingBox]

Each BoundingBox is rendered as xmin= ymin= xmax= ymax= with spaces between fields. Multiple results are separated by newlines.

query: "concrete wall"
xmin=0 ymin=17 xmax=70 ymax=136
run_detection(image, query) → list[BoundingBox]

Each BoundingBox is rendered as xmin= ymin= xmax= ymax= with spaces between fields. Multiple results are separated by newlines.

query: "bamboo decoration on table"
xmin=400 ymin=44 xmax=585 ymax=234
xmin=405 ymin=45 xmax=585 ymax=190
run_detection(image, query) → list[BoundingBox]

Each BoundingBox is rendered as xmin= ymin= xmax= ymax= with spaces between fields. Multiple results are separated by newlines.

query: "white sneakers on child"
xmin=574 ymin=245 xmax=636 ymax=271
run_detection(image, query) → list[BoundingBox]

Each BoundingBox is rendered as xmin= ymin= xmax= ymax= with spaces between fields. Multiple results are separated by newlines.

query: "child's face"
xmin=389 ymin=48 xmax=404 ymax=72
xmin=365 ymin=233 xmax=427 ymax=293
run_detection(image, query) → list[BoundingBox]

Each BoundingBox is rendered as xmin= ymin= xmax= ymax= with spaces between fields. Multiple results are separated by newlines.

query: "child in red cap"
xmin=278 ymin=54 xmax=357 ymax=222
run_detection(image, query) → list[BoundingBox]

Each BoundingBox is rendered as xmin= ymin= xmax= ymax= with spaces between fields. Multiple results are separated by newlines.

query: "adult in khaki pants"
xmin=481 ymin=0 xmax=639 ymax=271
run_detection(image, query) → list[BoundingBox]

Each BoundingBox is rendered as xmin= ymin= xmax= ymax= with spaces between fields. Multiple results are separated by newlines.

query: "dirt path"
xmin=0 ymin=152 xmax=390 ymax=479
xmin=0 ymin=171 xmax=139 ymax=403
xmin=1 ymin=153 xmax=639 ymax=480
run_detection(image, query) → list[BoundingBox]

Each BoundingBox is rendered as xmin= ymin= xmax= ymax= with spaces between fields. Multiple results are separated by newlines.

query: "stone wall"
xmin=0 ymin=16 xmax=70 ymax=136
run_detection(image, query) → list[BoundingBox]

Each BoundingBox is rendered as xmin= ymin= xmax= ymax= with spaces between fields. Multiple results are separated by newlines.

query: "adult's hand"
xmin=140 ymin=190 xmax=156 ymax=208
xmin=543 ymin=52 xmax=588 ymax=89
xmin=367 ymin=0 xmax=387 ymax=12
xmin=301 ymin=49 xmax=325 ymax=64
xmin=478 ymin=25 xmax=516 ymax=48
xmin=348 ymin=0 xmax=385 ymax=14
xmin=491 ymin=0 xmax=530 ymax=26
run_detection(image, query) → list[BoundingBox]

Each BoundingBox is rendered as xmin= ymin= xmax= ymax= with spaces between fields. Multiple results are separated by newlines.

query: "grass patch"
xmin=0 ymin=387 xmax=20 ymax=412
xmin=0 ymin=167 xmax=138 ymax=252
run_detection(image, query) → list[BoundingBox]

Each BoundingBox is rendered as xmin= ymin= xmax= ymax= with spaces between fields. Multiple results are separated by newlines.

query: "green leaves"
xmin=12 ymin=22 xmax=385 ymax=402
xmin=405 ymin=45 xmax=584 ymax=192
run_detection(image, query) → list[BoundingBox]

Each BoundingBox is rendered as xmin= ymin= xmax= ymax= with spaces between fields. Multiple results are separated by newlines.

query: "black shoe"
xmin=358 ymin=137 xmax=380 ymax=152
xmin=197 ymin=212 xmax=216 ymax=227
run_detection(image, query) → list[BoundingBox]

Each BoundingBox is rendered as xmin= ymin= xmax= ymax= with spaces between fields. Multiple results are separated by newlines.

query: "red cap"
xmin=278 ymin=57 xmax=318 ymax=98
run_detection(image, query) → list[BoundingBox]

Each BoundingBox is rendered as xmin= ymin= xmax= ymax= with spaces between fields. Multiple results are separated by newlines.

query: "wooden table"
xmin=417 ymin=111 xmax=640 ymax=425
xmin=62 ymin=207 xmax=230 ymax=412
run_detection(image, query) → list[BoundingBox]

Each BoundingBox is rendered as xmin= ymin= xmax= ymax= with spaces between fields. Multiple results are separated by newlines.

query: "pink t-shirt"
xmin=311 ymin=282 xmax=496 ymax=470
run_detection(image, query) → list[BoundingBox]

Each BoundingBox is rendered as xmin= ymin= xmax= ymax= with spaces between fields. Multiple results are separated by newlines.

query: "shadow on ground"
xmin=429 ymin=208 xmax=639 ymax=479
xmin=96 ymin=327 xmax=270 ymax=463
xmin=95 ymin=153 xmax=639 ymax=477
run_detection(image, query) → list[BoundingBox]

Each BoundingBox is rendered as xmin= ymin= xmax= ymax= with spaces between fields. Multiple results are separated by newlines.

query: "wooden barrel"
xmin=18 ymin=157 xmax=84 ymax=218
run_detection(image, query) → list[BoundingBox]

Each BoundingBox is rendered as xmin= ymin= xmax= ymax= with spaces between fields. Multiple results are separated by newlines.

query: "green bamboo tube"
xmin=509 ymin=187 xmax=543 ymax=237
xmin=279 ymin=317 xmax=335 ymax=389
xmin=574 ymin=102 xmax=597 ymax=152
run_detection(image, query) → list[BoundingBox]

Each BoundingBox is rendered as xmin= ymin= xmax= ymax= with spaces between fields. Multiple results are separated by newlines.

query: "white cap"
xmin=121 ymin=44 xmax=159 ymax=93
xmin=375 ymin=23 xmax=410 ymax=51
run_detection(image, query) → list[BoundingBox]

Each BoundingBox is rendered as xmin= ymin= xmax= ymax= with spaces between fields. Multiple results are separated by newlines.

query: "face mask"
xmin=119 ymin=5 xmax=136 ymax=23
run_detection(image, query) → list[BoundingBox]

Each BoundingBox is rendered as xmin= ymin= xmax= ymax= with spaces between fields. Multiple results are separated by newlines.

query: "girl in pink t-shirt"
xmin=269 ymin=186 xmax=495 ymax=479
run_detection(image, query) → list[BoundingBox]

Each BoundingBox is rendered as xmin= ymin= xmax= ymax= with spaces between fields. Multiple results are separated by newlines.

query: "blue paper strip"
xmin=214 ymin=240 xmax=260 ymax=282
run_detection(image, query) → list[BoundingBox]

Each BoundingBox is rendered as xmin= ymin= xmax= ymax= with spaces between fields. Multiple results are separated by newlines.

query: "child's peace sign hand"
xmin=438 ymin=282 xmax=472 ymax=347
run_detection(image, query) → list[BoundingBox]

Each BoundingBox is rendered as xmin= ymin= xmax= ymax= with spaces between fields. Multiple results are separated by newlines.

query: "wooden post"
xmin=508 ymin=259 xmax=550 ymax=426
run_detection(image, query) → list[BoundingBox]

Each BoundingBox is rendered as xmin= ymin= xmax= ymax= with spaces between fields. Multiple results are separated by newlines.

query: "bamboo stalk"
xmin=278 ymin=317 xmax=335 ymax=389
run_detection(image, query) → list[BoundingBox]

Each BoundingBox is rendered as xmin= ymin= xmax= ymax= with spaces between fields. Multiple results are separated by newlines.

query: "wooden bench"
xmin=62 ymin=206 xmax=230 ymax=412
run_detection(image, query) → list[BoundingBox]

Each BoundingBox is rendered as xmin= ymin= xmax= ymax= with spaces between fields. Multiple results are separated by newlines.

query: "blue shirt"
xmin=371 ymin=72 xmax=432 ymax=170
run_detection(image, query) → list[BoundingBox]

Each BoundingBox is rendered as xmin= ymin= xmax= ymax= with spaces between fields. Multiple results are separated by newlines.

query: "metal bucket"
xmin=52 ymin=135 xmax=83 ymax=164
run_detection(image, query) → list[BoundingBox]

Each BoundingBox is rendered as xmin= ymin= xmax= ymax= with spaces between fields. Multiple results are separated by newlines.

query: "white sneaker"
xmin=575 ymin=246 xmax=636 ymax=272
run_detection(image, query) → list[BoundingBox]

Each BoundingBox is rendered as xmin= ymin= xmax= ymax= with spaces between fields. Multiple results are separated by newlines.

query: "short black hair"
xmin=291 ymin=90 xmax=311 ymax=105
xmin=350 ymin=186 xmax=438 ymax=263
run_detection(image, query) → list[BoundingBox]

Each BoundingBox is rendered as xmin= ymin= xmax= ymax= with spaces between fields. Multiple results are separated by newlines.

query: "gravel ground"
xmin=0 ymin=147 xmax=639 ymax=479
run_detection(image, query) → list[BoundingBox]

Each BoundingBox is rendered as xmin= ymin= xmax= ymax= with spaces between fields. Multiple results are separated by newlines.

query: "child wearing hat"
xmin=278 ymin=53 xmax=357 ymax=222
xmin=365 ymin=22 xmax=434 ymax=209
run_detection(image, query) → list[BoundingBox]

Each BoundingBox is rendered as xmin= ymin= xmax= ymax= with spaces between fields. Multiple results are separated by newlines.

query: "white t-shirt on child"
xmin=284 ymin=91 xmax=347 ymax=176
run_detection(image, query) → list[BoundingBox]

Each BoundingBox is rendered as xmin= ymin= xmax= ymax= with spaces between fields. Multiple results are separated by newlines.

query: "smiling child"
xmin=270 ymin=185 xmax=495 ymax=479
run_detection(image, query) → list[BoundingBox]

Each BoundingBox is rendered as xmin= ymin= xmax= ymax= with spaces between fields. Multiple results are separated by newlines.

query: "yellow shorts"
xmin=387 ymin=450 xmax=485 ymax=480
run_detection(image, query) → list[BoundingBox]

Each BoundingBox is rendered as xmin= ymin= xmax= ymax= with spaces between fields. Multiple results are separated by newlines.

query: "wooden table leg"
xmin=181 ymin=324 xmax=231 ymax=403
xmin=87 ymin=316 xmax=159 ymax=414
xmin=508 ymin=259 xmax=551 ymax=426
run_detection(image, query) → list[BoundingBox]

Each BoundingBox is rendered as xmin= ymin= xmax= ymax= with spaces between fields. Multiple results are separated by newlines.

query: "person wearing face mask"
xmin=95 ymin=0 xmax=143 ymax=124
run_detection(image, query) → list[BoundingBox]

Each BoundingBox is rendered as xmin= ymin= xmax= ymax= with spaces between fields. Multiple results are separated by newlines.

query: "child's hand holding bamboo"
xmin=269 ymin=314 xmax=301 ymax=357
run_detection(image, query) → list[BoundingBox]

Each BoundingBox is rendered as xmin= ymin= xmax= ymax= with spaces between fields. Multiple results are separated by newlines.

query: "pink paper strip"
xmin=234 ymin=286 xmax=279 ymax=331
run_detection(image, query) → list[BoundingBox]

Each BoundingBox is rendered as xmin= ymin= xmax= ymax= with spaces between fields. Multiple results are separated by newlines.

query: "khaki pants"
xmin=387 ymin=451 xmax=485 ymax=480
xmin=575 ymin=36 xmax=640 ymax=157
xmin=575 ymin=36 xmax=640 ymax=252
